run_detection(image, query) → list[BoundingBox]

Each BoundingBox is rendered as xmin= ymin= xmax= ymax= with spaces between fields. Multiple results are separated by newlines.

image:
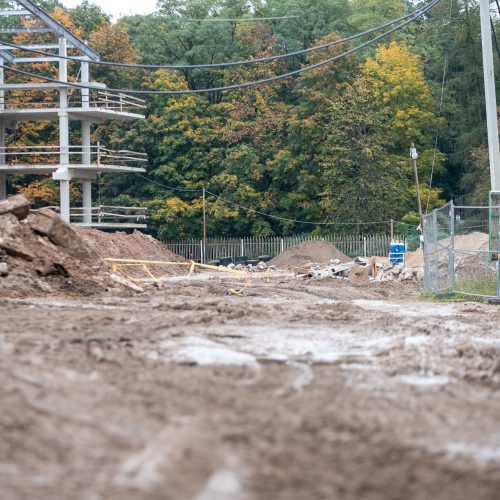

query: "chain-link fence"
xmin=423 ymin=200 xmax=500 ymax=298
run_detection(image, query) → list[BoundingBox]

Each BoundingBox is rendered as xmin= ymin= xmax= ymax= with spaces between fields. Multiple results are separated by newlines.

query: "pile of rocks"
xmin=227 ymin=261 xmax=275 ymax=273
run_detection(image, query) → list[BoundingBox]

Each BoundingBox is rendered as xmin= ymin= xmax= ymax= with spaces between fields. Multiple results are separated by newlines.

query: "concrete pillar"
xmin=58 ymin=36 xmax=70 ymax=221
xmin=82 ymin=179 xmax=92 ymax=224
xmin=81 ymin=119 xmax=92 ymax=224
xmin=60 ymin=179 xmax=70 ymax=222
xmin=81 ymin=58 xmax=90 ymax=109
xmin=0 ymin=59 xmax=6 ymax=200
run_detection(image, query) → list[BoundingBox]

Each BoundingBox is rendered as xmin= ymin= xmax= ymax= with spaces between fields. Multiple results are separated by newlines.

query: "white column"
xmin=82 ymin=179 xmax=92 ymax=224
xmin=0 ymin=121 xmax=6 ymax=199
xmin=480 ymin=0 xmax=500 ymax=192
xmin=81 ymin=119 xmax=92 ymax=223
xmin=58 ymin=36 xmax=70 ymax=221
xmin=81 ymin=57 xmax=92 ymax=224
xmin=81 ymin=58 xmax=90 ymax=109
xmin=60 ymin=180 xmax=70 ymax=221
xmin=0 ymin=58 xmax=6 ymax=199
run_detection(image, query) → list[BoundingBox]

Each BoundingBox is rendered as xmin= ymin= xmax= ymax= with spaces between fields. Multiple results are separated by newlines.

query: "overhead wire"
xmin=425 ymin=0 xmax=453 ymax=214
xmin=0 ymin=0 xmax=440 ymax=96
xmin=0 ymin=4 xmax=433 ymax=71
xmin=134 ymin=174 xmax=394 ymax=226
xmin=180 ymin=16 xmax=299 ymax=22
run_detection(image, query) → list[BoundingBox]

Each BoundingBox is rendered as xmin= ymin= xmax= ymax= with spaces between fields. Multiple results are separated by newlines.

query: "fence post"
xmin=363 ymin=236 xmax=367 ymax=258
xmin=280 ymin=238 xmax=284 ymax=254
xmin=449 ymin=202 xmax=455 ymax=293
xmin=240 ymin=238 xmax=244 ymax=256
xmin=200 ymin=239 xmax=204 ymax=264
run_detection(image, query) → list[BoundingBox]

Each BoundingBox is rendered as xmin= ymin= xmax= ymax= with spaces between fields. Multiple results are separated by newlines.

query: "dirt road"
xmin=1 ymin=274 xmax=500 ymax=499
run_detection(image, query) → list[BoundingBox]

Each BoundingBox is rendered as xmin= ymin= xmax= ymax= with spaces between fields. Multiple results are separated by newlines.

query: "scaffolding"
xmin=0 ymin=0 xmax=147 ymax=228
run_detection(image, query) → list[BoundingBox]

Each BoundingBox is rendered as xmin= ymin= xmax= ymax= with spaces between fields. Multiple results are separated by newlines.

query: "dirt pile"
xmin=405 ymin=231 xmax=490 ymax=268
xmin=75 ymin=227 xmax=187 ymax=277
xmin=0 ymin=198 xmax=125 ymax=296
xmin=269 ymin=240 xmax=351 ymax=269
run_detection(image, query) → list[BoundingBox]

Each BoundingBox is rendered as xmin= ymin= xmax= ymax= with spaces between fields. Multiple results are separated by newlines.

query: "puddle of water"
xmin=398 ymin=374 xmax=451 ymax=387
xmin=160 ymin=337 xmax=259 ymax=368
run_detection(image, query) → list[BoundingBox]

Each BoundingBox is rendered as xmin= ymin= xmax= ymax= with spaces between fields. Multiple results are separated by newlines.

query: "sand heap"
xmin=404 ymin=231 xmax=490 ymax=268
xmin=268 ymin=240 xmax=351 ymax=269
xmin=75 ymin=227 xmax=187 ymax=277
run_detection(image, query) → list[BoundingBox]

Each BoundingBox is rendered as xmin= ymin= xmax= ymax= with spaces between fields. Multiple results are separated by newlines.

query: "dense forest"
xmin=3 ymin=0 xmax=498 ymax=239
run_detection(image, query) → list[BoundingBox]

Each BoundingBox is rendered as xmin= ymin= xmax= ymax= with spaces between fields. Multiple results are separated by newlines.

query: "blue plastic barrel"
xmin=389 ymin=240 xmax=405 ymax=265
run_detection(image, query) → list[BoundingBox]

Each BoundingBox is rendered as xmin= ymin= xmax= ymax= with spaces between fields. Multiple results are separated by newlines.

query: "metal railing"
xmin=423 ymin=200 xmax=500 ymax=298
xmin=0 ymin=88 xmax=146 ymax=113
xmin=0 ymin=143 xmax=148 ymax=166
xmin=39 ymin=205 xmax=148 ymax=226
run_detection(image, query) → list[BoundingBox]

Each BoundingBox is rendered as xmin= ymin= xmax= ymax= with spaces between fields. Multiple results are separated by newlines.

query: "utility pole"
xmin=411 ymin=144 xmax=424 ymax=246
xmin=480 ymin=0 xmax=500 ymax=192
xmin=202 ymin=187 xmax=207 ymax=263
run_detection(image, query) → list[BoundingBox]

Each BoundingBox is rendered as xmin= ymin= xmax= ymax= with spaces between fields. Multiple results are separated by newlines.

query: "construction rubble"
xmin=294 ymin=256 xmax=424 ymax=283
xmin=0 ymin=195 xmax=144 ymax=295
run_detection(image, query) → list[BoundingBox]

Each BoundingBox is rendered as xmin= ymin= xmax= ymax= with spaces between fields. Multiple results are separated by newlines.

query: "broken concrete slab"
xmin=0 ymin=213 xmax=21 ymax=239
xmin=0 ymin=195 xmax=30 ymax=221
xmin=30 ymin=208 xmax=101 ymax=261
xmin=0 ymin=238 xmax=34 ymax=261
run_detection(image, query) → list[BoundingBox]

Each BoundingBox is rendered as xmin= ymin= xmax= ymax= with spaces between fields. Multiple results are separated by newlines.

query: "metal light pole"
xmin=480 ymin=0 xmax=500 ymax=192
xmin=411 ymin=144 xmax=424 ymax=248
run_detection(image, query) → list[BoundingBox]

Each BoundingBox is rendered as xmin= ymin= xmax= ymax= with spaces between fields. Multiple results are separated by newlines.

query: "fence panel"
xmin=424 ymin=201 xmax=500 ymax=298
xmin=164 ymin=234 xmax=400 ymax=262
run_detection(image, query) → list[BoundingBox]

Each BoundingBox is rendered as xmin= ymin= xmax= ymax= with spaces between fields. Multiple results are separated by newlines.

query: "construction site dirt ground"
xmin=1 ymin=274 xmax=500 ymax=500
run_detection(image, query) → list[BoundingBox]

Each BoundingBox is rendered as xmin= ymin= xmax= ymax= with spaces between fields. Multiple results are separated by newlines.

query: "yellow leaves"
xmin=362 ymin=41 xmax=432 ymax=107
xmin=165 ymin=197 xmax=189 ymax=214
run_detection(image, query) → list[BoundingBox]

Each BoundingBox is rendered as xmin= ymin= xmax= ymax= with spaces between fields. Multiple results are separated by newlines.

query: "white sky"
xmin=62 ymin=0 xmax=158 ymax=20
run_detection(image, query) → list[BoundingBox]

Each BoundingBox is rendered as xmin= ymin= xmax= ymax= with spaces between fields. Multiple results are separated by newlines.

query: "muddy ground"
xmin=1 ymin=274 xmax=500 ymax=500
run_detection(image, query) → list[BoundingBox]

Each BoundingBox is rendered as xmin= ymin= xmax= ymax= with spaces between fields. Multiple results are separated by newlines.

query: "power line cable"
xmin=135 ymin=173 xmax=201 ymax=192
xmin=0 ymin=4 xmax=431 ymax=71
xmin=491 ymin=16 xmax=500 ymax=60
xmin=205 ymin=189 xmax=392 ymax=225
xmin=135 ymin=173 xmax=394 ymax=226
xmin=425 ymin=0 xmax=452 ymax=214
xmin=0 ymin=0 xmax=440 ymax=96
xmin=180 ymin=16 xmax=299 ymax=22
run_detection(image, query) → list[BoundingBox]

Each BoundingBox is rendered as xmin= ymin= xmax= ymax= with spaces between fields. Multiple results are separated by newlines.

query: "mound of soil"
xmin=269 ymin=240 xmax=351 ymax=269
xmin=405 ymin=232 xmax=490 ymax=269
xmin=75 ymin=228 xmax=187 ymax=277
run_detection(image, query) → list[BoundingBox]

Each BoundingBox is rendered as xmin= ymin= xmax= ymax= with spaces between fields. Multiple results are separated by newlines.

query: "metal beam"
xmin=13 ymin=0 xmax=100 ymax=61
xmin=0 ymin=50 xmax=14 ymax=63
xmin=0 ymin=9 xmax=30 ymax=16
xmin=13 ymin=56 xmax=85 ymax=63
xmin=0 ymin=27 xmax=52 ymax=33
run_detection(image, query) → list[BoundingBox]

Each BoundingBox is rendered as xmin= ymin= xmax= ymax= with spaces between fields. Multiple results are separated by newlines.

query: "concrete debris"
xmin=294 ymin=254 xmax=424 ymax=284
xmin=0 ymin=194 xmax=30 ymax=221
xmin=0 ymin=261 xmax=8 ymax=276
xmin=392 ymin=264 xmax=403 ymax=276
xmin=110 ymin=272 xmax=144 ymax=293
xmin=30 ymin=208 xmax=101 ymax=261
